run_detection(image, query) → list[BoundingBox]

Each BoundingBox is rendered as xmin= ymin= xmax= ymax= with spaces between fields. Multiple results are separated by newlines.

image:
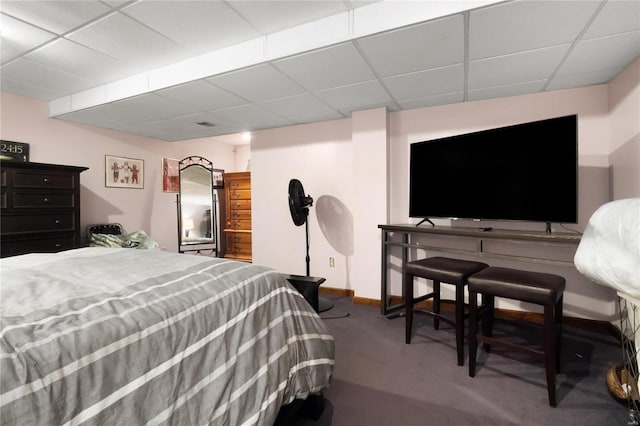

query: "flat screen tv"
xmin=409 ymin=115 xmax=578 ymax=225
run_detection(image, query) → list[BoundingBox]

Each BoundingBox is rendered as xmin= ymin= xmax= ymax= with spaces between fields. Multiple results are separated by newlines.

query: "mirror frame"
xmin=177 ymin=156 xmax=217 ymax=254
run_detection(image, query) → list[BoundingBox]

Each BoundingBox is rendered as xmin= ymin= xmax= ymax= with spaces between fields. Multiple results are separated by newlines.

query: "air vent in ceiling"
xmin=196 ymin=121 xmax=215 ymax=127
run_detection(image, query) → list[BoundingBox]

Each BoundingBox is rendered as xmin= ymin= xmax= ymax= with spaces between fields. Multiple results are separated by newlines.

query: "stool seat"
xmin=467 ymin=266 xmax=565 ymax=407
xmin=468 ymin=267 xmax=565 ymax=306
xmin=406 ymin=257 xmax=491 ymax=285
xmin=405 ymin=256 xmax=488 ymax=366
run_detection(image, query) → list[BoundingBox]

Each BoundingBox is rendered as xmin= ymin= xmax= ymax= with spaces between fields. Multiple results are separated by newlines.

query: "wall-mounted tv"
xmin=409 ymin=115 xmax=578 ymax=225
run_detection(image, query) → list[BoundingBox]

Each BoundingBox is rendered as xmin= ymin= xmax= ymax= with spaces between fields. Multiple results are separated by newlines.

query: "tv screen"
xmin=409 ymin=115 xmax=578 ymax=224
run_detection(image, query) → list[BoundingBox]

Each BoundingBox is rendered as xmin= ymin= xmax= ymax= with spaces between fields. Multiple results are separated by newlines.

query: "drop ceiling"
xmin=1 ymin=0 xmax=638 ymax=142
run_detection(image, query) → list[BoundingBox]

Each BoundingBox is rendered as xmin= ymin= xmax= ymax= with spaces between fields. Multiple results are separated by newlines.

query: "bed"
xmin=0 ymin=247 xmax=335 ymax=425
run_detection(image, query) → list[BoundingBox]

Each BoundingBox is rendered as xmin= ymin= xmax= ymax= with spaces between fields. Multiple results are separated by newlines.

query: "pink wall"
xmin=0 ymin=92 xmax=239 ymax=251
xmin=608 ymin=58 xmax=640 ymax=200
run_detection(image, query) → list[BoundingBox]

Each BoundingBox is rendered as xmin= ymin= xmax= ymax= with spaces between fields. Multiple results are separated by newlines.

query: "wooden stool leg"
xmin=544 ymin=304 xmax=557 ymax=407
xmin=433 ymin=280 xmax=441 ymax=330
xmin=405 ymin=273 xmax=414 ymax=344
xmin=455 ymin=283 xmax=465 ymax=366
xmin=468 ymin=289 xmax=478 ymax=377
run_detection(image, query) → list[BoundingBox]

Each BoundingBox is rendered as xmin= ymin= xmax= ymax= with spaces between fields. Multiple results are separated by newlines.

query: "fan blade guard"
xmin=288 ymin=179 xmax=313 ymax=226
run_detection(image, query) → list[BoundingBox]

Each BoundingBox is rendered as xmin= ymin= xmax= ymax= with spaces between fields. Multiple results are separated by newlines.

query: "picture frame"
xmin=105 ymin=155 xmax=144 ymax=189
xmin=162 ymin=157 xmax=180 ymax=192
xmin=213 ymin=168 xmax=224 ymax=188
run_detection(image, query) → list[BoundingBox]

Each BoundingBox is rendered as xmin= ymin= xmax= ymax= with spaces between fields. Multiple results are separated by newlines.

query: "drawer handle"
xmin=55 ymin=219 xmax=61 ymax=225
xmin=43 ymin=178 xmax=50 ymax=184
xmin=44 ymin=197 xmax=50 ymax=203
xmin=234 ymin=203 xmax=241 ymax=208
xmin=233 ymin=192 xmax=240 ymax=198
xmin=233 ymin=212 xmax=240 ymax=218
xmin=232 ymin=183 xmax=239 ymax=188
xmin=55 ymin=243 xmax=62 ymax=248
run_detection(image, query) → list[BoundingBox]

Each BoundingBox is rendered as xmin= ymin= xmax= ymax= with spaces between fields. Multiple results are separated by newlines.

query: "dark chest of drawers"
xmin=1 ymin=161 xmax=88 ymax=258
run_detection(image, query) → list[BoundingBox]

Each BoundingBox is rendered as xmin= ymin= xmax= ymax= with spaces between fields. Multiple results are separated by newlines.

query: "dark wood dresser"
xmin=1 ymin=161 xmax=88 ymax=258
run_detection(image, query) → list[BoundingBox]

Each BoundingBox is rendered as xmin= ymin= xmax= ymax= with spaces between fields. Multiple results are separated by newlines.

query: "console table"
xmin=378 ymin=224 xmax=581 ymax=315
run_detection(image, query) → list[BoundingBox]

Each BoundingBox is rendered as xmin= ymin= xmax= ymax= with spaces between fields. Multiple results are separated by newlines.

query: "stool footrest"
xmin=476 ymin=335 xmax=545 ymax=360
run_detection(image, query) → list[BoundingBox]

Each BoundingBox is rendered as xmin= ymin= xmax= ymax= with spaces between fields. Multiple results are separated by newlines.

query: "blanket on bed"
xmin=0 ymin=248 xmax=334 ymax=425
xmin=574 ymin=198 xmax=640 ymax=297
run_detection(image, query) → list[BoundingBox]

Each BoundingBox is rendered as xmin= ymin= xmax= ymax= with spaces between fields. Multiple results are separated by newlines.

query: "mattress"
xmin=0 ymin=248 xmax=334 ymax=425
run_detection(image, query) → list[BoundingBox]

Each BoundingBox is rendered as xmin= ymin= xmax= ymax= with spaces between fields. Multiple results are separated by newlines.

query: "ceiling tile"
xmin=122 ymin=1 xmax=260 ymax=55
xmin=357 ymin=15 xmax=464 ymax=77
xmin=558 ymin=31 xmax=640 ymax=76
xmin=0 ymin=75 xmax=61 ymax=100
xmin=547 ymin=67 xmax=625 ymax=91
xmin=0 ymin=0 xmax=111 ymax=34
xmin=111 ymin=93 xmax=200 ymax=121
xmin=0 ymin=13 xmax=56 ymax=64
xmin=259 ymin=93 xmax=344 ymax=123
xmin=584 ymin=0 xmax=640 ymax=39
xmin=56 ymin=109 xmax=126 ymax=129
xmin=468 ymin=80 xmax=547 ymax=102
xmin=314 ymin=80 xmax=393 ymax=113
xmin=206 ymin=104 xmax=295 ymax=130
xmin=397 ymin=92 xmax=464 ymax=110
xmin=469 ymin=0 xmax=600 ymax=61
xmin=24 ymin=38 xmax=125 ymax=82
xmin=469 ymin=44 xmax=570 ymax=89
xmin=383 ymin=64 xmax=464 ymax=100
xmin=207 ymin=64 xmax=304 ymax=102
xmin=273 ymin=42 xmax=376 ymax=91
xmin=66 ymin=13 xmax=189 ymax=71
xmin=156 ymin=80 xmax=247 ymax=112
xmin=74 ymin=103 xmax=155 ymax=126
xmin=0 ymin=58 xmax=95 ymax=100
xmin=230 ymin=1 xmax=350 ymax=34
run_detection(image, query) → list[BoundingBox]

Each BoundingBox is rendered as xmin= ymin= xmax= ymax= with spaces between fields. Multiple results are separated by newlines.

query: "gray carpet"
xmin=294 ymin=296 xmax=631 ymax=426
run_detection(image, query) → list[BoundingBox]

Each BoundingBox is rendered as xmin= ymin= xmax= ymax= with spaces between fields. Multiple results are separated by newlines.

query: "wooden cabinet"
xmin=223 ymin=171 xmax=251 ymax=262
xmin=1 ymin=161 xmax=88 ymax=258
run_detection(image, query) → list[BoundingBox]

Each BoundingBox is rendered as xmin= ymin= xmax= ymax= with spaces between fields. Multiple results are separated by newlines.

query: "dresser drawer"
xmin=13 ymin=170 xmax=77 ymax=189
xmin=228 ymin=189 xmax=251 ymax=200
xmin=227 ymin=209 xmax=251 ymax=220
xmin=226 ymin=241 xmax=252 ymax=257
xmin=226 ymin=180 xmax=251 ymax=191
xmin=1 ymin=212 xmax=76 ymax=234
xmin=13 ymin=191 xmax=76 ymax=209
xmin=227 ymin=232 xmax=252 ymax=245
xmin=1 ymin=234 xmax=77 ymax=257
xmin=225 ymin=219 xmax=251 ymax=230
xmin=227 ymin=199 xmax=251 ymax=210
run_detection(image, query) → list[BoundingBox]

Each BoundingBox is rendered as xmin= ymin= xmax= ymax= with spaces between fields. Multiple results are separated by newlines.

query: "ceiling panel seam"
xmin=541 ymin=0 xmax=608 ymax=92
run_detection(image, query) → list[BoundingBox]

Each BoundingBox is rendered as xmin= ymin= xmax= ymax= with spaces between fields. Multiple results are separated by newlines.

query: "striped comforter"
xmin=0 ymin=248 xmax=334 ymax=425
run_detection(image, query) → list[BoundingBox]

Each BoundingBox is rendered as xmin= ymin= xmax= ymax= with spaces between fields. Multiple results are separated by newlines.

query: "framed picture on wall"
xmin=213 ymin=168 xmax=224 ymax=188
xmin=105 ymin=155 xmax=144 ymax=189
xmin=162 ymin=157 xmax=180 ymax=192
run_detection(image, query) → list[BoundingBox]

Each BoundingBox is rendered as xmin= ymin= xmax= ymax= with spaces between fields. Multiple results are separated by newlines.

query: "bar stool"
xmin=467 ymin=267 xmax=565 ymax=407
xmin=405 ymin=256 xmax=489 ymax=366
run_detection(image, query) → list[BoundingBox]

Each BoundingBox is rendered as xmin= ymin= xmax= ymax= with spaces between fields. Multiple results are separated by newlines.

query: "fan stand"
xmin=304 ymin=220 xmax=334 ymax=313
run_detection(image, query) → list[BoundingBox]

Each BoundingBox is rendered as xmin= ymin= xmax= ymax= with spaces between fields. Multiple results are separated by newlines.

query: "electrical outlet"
xmin=329 ymin=257 xmax=335 ymax=267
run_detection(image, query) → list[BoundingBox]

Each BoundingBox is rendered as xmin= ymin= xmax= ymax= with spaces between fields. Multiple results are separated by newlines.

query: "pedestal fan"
xmin=288 ymin=179 xmax=333 ymax=313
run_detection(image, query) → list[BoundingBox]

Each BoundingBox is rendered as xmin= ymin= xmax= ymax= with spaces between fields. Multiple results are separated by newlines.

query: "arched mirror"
xmin=177 ymin=156 xmax=221 ymax=255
